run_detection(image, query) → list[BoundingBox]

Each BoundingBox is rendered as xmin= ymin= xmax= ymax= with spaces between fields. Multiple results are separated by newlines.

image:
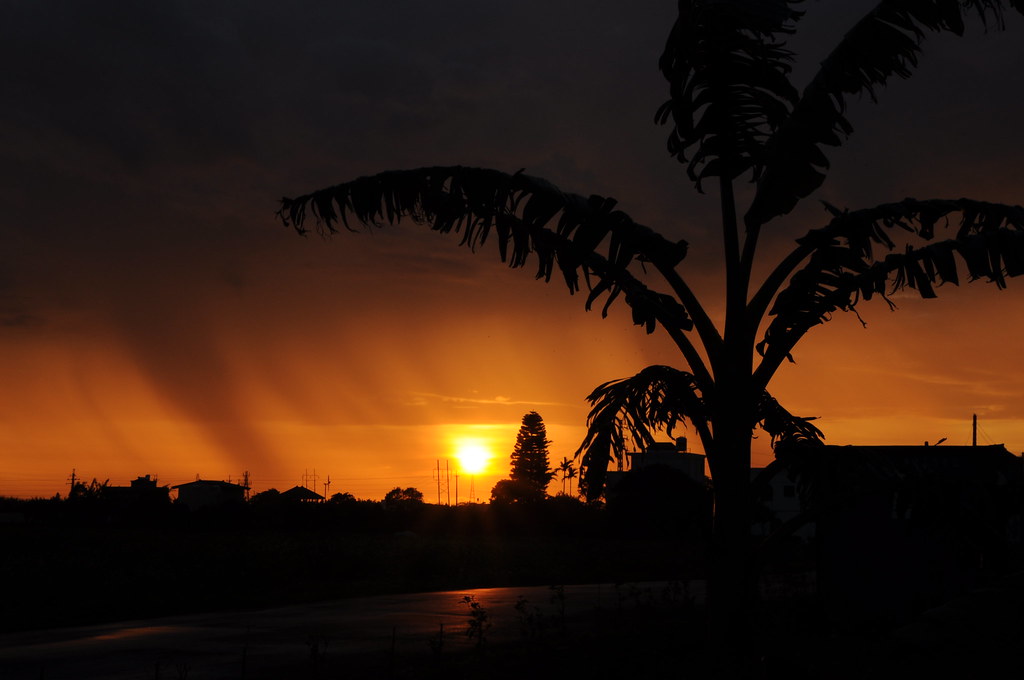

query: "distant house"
xmin=604 ymin=438 xmax=711 ymax=537
xmin=172 ymin=479 xmax=248 ymax=510
xmin=806 ymin=443 xmax=1023 ymax=630
xmin=750 ymin=466 xmax=810 ymax=541
xmin=280 ymin=485 xmax=325 ymax=503
xmin=102 ymin=474 xmax=171 ymax=507
xmin=605 ymin=437 xmax=706 ymax=492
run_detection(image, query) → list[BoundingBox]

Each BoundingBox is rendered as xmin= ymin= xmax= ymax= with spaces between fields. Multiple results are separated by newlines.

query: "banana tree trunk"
xmin=705 ymin=390 xmax=758 ymax=674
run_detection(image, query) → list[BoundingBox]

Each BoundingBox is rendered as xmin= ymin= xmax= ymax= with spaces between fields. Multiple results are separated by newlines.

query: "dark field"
xmin=6 ymin=497 xmax=1023 ymax=678
xmin=1 ymin=498 xmax=709 ymax=634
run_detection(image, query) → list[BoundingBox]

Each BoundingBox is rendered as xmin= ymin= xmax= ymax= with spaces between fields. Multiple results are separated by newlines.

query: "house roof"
xmin=172 ymin=479 xmax=248 ymax=490
xmin=280 ymin=485 xmax=325 ymax=501
xmin=824 ymin=444 xmax=1015 ymax=457
xmin=815 ymin=444 xmax=1022 ymax=490
xmin=821 ymin=444 xmax=1017 ymax=465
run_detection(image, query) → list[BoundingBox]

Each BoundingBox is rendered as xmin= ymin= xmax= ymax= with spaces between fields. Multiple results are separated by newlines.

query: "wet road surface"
xmin=0 ymin=580 xmax=698 ymax=679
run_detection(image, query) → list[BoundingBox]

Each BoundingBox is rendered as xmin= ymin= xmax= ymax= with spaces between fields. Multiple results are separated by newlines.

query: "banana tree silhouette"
xmin=278 ymin=0 xmax=1024 ymax=659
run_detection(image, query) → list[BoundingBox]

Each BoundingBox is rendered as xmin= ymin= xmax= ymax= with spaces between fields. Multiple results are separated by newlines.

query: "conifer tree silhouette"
xmin=510 ymin=411 xmax=554 ymax=496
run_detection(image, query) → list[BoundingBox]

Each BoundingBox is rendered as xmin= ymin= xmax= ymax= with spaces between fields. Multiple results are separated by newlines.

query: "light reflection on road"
xmin=0 ymin=581 xmax=701 ymax=680
xmin=88 ymin=625 xmax=185 ymax=642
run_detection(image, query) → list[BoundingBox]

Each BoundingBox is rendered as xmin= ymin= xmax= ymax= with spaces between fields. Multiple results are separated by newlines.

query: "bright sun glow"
xmin=454 ymin=438 xmax=492 ymax=474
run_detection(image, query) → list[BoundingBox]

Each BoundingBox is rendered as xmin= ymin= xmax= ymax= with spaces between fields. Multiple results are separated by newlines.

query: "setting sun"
xmin=453 ymin=438 xmax=493 ymax=475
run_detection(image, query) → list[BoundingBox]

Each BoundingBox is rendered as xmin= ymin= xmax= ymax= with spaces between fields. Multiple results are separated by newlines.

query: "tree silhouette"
xmin=383 ymin=486 xmax=424 ymax=508
xmin=68 ymin=478 xmax=109 ymax=502
xmin=510 ymin=411 xmax=554 ymax=497
xmin=557 ymin=456 xmax=575 ymax=495
xmin=489 ymin=478 xmax=543 ymax=505
xmin=278 ymin=0 xmax=1024 ymax=664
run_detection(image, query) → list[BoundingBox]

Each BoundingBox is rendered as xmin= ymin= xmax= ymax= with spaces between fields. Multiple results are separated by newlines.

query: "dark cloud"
xmin=4 ymin=2 xmax=251 ymax=165
xmin=0 ymin=312 xmax=40 ymax=329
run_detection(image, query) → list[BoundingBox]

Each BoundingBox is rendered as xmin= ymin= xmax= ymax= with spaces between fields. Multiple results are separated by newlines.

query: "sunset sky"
xmin=2 ymin=1 xmax=1024 ymax=500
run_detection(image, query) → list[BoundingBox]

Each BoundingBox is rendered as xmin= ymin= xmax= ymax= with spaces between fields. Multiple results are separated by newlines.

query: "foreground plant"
xmin=462 ymin=595 xmax=490 ymax=649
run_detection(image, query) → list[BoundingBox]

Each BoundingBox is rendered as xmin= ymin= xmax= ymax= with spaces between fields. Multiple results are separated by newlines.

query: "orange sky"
xmin=2 ymin=2 xmax=1024 ymax=499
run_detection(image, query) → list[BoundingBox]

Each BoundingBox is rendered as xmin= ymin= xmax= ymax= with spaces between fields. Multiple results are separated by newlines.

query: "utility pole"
xmin=242 ymin=471 xmax=251 ymax=500
xmin=323 ymin=475 xmax=331 ymax=501
xmin=446 ymin=460 xmax=451 ymax=506
xmin=303 ymin=468 xmax=319 ymax=491
xmin=67 ymin=468 xmax=78 ymax=497
xmin=434 ymin=460 xmax=450 ymax=505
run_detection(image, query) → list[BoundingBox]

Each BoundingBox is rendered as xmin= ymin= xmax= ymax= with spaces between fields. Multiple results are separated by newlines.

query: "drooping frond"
xmin=747 ymin=0 xmax=1024 ymax=226
xmin=748 ymin=394 xmax=824 ymax=512
xmin=574 ymin=363 xmax=822 ymax=500
xmin=278 ymin=166 xmax=692 ymax=333
xmin=754 ymin=198 xmax=1024 ymax=377
xmin=576 ymin=365 xmax=707 ymax=500
xmin=750 ymin=397 xmax=824 ymax=533
xmin=579 ymin=365 xmax=707 ymax=456
xmin=656 ymin=0 xmax=801 ymax=191
xmin=755 ymin=243 xmax=874 ymax=365
xmin=756 ymin=391 xmax=824 ymax=449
